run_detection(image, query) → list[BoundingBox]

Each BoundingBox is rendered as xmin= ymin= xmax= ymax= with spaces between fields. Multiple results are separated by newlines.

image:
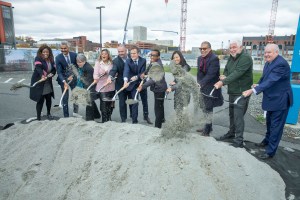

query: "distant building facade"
xmin=133 ymin=26 xmax=147 ymax=41
xmin=37 ymin=36 xmax=100 ymax=52
xmin=242 ymin=35 xmax=295 ymax=59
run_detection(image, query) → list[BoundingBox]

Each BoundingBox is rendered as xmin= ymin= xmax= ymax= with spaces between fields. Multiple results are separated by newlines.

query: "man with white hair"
xmin=242 ymin=43 xmax=293 ymax=159
xmin=214 ymin=40 xmax=253 ymax=148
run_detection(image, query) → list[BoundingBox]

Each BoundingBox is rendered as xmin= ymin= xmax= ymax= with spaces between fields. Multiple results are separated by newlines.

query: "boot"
xmin=202 ymin=123 xmax=212 ymax=136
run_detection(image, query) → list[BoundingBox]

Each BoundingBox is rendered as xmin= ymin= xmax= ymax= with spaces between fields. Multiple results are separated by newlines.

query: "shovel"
xmin=201 ymin=87 xmax=218 ymax=98
xmin=125 ymin=78 xmax=145 ymax=105
xmin=53 ymin=87 xmax=68 ymax=109
xmin=102 ymin=79 xmax=136 ymax=102
xmin=10 ymin=74 xmax=52 ymax=91
xmin=53 ymin=79 xmax=73 ymax=109
xmin=125 ymin=90 xmax=139 ymax=105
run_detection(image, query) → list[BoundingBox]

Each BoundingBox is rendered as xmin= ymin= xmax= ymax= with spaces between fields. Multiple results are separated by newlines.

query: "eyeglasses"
xmin=150 ymin=54 xmax=159 ymax=57
xmin=199 ymin=48 xmax=208 ymax=51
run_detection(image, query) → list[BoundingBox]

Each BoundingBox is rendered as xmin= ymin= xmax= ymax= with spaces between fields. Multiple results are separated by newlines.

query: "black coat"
xmin=55 ymin=52 xmax=77 ymax=89
xmin=142 ymin=64 xmax=167 ymax=93
xmin=197 ymin=53 xmax=223 ymax=110
xmin=110 ymin=56 xmax=126 ymax=90
xmin=79 ymin=62 xmax=98 ymax=101
xmin=123 ymin=56 xmax=146 ymax=91
xmin=29 ymin=57 xmax=56 ymax=102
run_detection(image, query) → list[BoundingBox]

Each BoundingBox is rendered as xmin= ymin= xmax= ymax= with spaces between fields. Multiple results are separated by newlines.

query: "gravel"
xmin=247 ymin=94 xmax=300 ymax=138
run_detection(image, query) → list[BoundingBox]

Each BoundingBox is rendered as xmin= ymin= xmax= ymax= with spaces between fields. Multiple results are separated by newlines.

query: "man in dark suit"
xmin=243 ymin=43 xmax=293 ymax=159
xmin=107 ymin=45 xmax=131 ymax=122
xmin=55 ymin=42 xmax=78 ymax=117
xmin=123 ymin=46 xmax=147 ymax=124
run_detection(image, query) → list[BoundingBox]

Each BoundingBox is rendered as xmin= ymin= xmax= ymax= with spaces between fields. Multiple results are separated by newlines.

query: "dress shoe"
xmin=230 ymin=142 xmax=244 ymax=148
xmin=258 ymin=153 xmax=273 ymax=160
xmin=144 ymin=116 xmax=153 ymax=124
xmin=255 ymin=142 xmax=267 ymax=148
xmin=47 ymin=114 xmax=54 ymax=120
xmin=218 ymin=133 xmax=235 ymax=141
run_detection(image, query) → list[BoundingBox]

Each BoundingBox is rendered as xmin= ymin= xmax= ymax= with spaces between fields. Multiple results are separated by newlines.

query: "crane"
xmin=151 ymin=30 xmax=178 ymax=34
xmin=165 ymin=0 xmax=187 ymax=52
xmin=267 ymin=0 xmax=278 ymax=43
xmin=122 ymin=0 xmax=133 ymax=44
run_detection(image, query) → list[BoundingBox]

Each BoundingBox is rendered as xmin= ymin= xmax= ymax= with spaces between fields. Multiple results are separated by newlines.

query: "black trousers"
xmin=154 ymin=92 xmax=165 ymax=128
xmin=140 ymin=88 xmax=149 ymax=117
xmin=85 ymin=101 xmax=101 ymax=121
xmin=36 ymin=93 xmax=52 ymax=120
xmin=99 ymin=91 xmax=115 ymax=123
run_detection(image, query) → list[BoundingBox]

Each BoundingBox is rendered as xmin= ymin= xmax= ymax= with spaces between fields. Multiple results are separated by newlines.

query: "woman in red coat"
xmin=29 ymin=44 xmax=56 ymax=120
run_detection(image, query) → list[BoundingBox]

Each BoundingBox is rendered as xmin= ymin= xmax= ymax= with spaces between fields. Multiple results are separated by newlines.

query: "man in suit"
xmin=55 ymin=42 xmax=78 ymax=117
xmin=107 ymin=45 xmax=131 ymax=122
xmin=242 ymin=43 xmax=293 ymax=159
xmin=123 ymin=46 xmax=147 ymax=124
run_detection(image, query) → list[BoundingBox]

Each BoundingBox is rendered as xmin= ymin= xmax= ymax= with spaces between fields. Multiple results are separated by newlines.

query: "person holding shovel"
xmin=93 ymin=49 xmax=115 ymax=123
xmin=214 ymin=39 xmax=253 ymax=148
xmin=75 ymin=54 xmax=101 ymax=121
xmin=107 ymin=45 xmax=131 ymax=123
xmin=197 ymin=41 xmax=223 ymax=136
xmin=123 ymin=46 xmax=147 ymax=124
xmin=29 ymin=44 xmax=56 ymax=121
xmin=138 ymin=50 xmax=167 ymax=128
xmin=55 ymin=42 xmax=78 ymax=118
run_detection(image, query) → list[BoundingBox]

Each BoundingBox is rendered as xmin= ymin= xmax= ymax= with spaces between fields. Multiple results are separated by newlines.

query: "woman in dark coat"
xmin=75 ymin=53 xmax=101 ymax=121
xmin=168 ymin=50 xmax=191 ymax=112
xmin=30 ymin=44 xmax=56 ymax=120
xmin=197 ymin=41 xmax=223 ymax=136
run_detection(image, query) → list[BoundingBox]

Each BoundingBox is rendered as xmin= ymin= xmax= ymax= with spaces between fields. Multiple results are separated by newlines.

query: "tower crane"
xmin=165 ymin=0 xmax=187 ymax=52
xmin=267 ymin=0 xmax=279 ymax=43
xmin=122 ymin=0 xmax=133 ymax=44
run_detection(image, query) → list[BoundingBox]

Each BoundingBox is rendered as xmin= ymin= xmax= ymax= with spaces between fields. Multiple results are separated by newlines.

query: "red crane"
xmin=165 ymin=0 xmax=187 ymax=52
xmin=267 ymin=0 xmax=279 ymax=43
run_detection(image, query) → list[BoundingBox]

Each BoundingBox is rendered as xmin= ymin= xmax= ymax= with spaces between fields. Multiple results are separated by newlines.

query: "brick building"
xmin=242 ymin=35 xmax=295 ymax=58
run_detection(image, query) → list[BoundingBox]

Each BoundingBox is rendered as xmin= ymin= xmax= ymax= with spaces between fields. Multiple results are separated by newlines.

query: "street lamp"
xmin=96 ymin=6 xmax=105 ymax=51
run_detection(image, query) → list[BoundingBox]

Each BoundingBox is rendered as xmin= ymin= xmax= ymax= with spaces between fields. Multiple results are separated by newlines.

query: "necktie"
xmin=134 ymin=60 xmax=138 ymax=66
xmin=66 ymin=55 xmax=71 ymax=65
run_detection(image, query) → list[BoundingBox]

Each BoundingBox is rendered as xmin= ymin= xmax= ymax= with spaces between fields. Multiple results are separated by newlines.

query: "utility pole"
xmin=96 ymin=6 xmax=105 ymax=51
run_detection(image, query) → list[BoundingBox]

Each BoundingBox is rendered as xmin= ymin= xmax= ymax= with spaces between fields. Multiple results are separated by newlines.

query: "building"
xmin=242 ymin=35 xmax=295 ymax=59
xmin=37 ymin=36 xmax=100 ymax=52
xmin=133 ymin=26 xmax=147 ymax=41
xmin=0 ymin=1 xmax=15 ymax=49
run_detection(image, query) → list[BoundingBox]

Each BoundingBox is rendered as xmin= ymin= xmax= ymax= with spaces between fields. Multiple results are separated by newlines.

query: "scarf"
xmin=199 ymin=51 xmax=212 ymax=73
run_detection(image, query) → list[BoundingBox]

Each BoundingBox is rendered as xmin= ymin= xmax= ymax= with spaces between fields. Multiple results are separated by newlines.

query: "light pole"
xmin=96 ymin=6 xmax=105 ymax=51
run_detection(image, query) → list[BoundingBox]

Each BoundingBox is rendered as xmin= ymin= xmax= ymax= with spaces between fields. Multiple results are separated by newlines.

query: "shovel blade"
xmin=126 ymin=99 xmax=139 ymax=105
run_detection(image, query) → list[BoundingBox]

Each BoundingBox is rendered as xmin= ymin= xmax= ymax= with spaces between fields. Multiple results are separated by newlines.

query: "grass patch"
xmin=256 ymin=114 xmax=266 ymax=124
xmin=163 ymin=66 xmax=262 ymax=83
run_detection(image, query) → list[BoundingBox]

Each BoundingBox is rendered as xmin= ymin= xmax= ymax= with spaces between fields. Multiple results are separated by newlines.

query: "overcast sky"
xmin=11 ymin=0 xmax=300 ymax=50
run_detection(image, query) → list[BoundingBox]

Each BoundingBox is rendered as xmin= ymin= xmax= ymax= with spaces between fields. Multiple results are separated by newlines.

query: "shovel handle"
xmin=59 ymin=87 xmax=68 ymax=107
xmin=209 ymin=87 xmax=216 ymax=96
xmin=87 ymin=82 xmax=96 ymax=91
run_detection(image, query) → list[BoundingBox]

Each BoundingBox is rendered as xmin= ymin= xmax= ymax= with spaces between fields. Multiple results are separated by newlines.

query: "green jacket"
xmin=222 ymin=49 xmax=253 ymax=95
